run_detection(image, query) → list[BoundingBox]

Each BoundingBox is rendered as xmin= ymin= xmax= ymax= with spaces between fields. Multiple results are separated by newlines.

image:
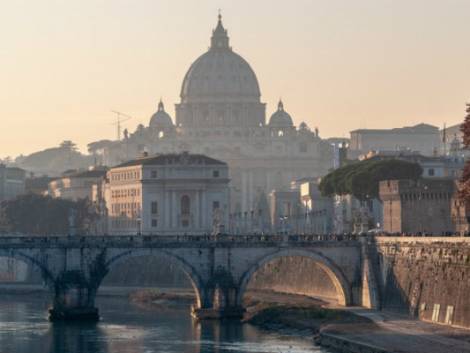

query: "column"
xmin=172 ymin=191 xmax=177 ymax=228
xmin=248 ymin=170 xmax=254 ymax=212
xmin=164 ymin=190 xmax=170 ymax=231
xmin=195 ymin=190 xmax=200 ymax=229
xmin=241 ymin=171 xmax=247 ymax=213
xmin=201 ymin=191 xmax=207 ymax=231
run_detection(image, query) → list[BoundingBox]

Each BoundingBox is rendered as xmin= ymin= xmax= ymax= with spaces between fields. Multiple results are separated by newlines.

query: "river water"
xmin=0 ymin=295 xmax=330 ymax=353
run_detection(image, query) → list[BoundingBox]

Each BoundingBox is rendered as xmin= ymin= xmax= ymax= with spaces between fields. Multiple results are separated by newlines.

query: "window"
xmin=213 ymin=201 xmax=220 ymax=209
xmin=151 ymin=201 xmax=158 ymax=215
xmin=151 ymin=219 xmax=158 ymax=228
xmin=213 ymin=170 xmax=220 ymax=178
xmin=181 ymin=195 xmax=190 ymax=215
xmin=428 ymin=168 xmax=435 ymax=176
xmin=151 ymin=170 xmax=158 ymax=178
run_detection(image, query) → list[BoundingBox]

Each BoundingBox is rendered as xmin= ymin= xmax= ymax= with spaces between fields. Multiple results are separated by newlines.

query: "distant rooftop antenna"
xmin=110 ymin=110 xmax=133 ymax=140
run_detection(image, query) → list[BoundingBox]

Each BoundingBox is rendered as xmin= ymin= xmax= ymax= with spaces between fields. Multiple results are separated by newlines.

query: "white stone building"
xmin=349 ymin=123 xmax=441 ymax=158
xmin=48 ymin=168 xmax=108 ymax=201
xmin=88 ymin=15 xmax=334 ymax=216
xmin=299 ymin=180 xmax=333 ymax=234
xmin=0 ymin=164 xmax=26 ymax=202
xmin=105 ymin=152 xmax=230 ymax=235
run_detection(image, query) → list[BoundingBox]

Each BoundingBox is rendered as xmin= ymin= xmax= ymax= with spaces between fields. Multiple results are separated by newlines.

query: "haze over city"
xmin=4 ymin=2 xmax=470 ymax=353
xmin=2 ymin=0 xmax=470 ymax=157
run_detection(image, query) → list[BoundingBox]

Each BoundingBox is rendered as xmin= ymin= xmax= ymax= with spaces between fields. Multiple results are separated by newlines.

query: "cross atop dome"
xmin=278 ymin=99 xmax=284 ymax=111
xmin=211 ymin=11 xmax=230 ymax=50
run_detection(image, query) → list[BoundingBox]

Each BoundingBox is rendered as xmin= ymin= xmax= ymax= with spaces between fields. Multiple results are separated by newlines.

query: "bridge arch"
xmin=104 ymin=249 xmax=205 ymax=308
xmin=236 ymin=249 xmax=352 ymax=307
xmin=0 ymin=249 xmax=54 ymax=285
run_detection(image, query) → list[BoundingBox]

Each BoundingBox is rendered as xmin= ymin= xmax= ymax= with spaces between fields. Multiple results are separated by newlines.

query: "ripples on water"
xmin=0 ymin=295 xmax=330 ymax=353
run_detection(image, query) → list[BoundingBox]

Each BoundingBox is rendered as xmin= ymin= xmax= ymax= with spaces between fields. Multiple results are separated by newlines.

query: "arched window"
xmin=181 ymin=195 xmax=190 ymax=216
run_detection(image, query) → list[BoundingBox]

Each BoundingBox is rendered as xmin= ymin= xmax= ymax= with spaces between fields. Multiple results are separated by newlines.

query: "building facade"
xmin=299 ymin=180 xmax=333 ymax=234
xmin=379 ymin=179 xmax=455 ymax=234
xmin=349 ymin=123 xmax=441 ymax=158
xmin=105 ymin=152 xmax=230 ymax=235
xmin=0 ymin=164 xmax=26 ymax=202
xmin=88 ymin=15 xmax=334 ymax=215
xmin=361 ymin=150 xmax=465 ymax=179
xmin=48 ymin=168 xmax=108 ymax=201
xmin=269 ymin=189 xmax=301 ymax=234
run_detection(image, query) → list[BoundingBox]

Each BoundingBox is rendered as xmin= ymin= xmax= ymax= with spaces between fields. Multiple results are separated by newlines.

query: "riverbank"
xmin=129 ymin=288 xmax=383 ymax=352
xmin=242 ymin=292 xmax=470 ymax=353
xmin=5 ymin=284 xmax=470 ymax=353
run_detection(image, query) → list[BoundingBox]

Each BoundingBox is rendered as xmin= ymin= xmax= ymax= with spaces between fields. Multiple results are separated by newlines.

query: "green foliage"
xmin=319 ymin=159 xmax=423 ymax=200
xmin=459 ymin=104 xmax=470 ymax=200
xmin=0 ymin=194 xmax=98 ymax=235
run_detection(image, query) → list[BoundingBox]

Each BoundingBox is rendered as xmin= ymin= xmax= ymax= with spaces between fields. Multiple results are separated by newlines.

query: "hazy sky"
xmin=1 ymin=0 xmax=470 ymax=158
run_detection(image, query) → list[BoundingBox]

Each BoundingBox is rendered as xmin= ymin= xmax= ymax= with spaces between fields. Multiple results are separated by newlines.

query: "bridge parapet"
xmin=0 ymin=234 xmax=361 ymax=249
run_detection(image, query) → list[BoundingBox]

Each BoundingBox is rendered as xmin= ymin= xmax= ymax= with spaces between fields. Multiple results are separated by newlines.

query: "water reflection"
xmin=0 ymin=295 xmax=326 ymax=353
xmin=48 ymin=323 xmax=109 ymax=353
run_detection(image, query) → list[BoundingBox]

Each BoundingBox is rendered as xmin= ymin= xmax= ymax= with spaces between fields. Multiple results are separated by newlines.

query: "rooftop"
xmin=351 ymin=123 xmax=439 ymax=134
xmin=113 ymin=152 xmax=227 ymax=169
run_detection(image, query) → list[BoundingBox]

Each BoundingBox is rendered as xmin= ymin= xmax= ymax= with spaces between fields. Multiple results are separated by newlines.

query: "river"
xmin=0 ymin=294 xmax=331 ymax=353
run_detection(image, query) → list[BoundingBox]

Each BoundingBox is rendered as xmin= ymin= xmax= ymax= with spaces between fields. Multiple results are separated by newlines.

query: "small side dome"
xmin=269 ymin=100 xmax=294 ymax=127
xmin=299 ymin=121 xmax=310 ymax=131
xmin=149 ymin=100 xmax=174 ymax=129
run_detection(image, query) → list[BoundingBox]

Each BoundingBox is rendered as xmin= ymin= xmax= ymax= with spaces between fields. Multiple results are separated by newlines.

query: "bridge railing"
xmin=0 ymin=233 xmax=361 ymax=247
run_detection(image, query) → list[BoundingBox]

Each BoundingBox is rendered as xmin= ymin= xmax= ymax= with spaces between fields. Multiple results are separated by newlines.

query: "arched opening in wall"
xmin=101 ymin=253 xmax=198 ymax=308
xmin=240 ymin=254 xmax=350 ymax=308
xmin=0 ymin=257 xmax=40 ymax=283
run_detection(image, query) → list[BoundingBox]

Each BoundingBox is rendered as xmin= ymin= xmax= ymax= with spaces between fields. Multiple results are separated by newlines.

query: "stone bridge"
xmin=0 ymin=234 xmax=378 ymax=321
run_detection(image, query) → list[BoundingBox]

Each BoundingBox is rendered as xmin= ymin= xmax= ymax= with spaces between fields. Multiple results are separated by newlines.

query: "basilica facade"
xmin=89 ymin=15 xmax=334 ymax=215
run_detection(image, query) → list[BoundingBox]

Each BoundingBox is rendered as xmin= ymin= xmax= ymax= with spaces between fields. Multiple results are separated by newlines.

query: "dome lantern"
xmin=211 ymin=13 xmax=230 ymax=50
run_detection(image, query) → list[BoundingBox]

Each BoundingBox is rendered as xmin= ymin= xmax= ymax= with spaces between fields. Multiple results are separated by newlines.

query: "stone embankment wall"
xmin=374 ymin=237 xmax=470 ymax=328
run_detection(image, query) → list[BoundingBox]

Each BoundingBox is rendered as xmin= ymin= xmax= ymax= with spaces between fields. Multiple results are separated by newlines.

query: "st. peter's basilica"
xmin=88 ymin=14 xmax=334 ymax=214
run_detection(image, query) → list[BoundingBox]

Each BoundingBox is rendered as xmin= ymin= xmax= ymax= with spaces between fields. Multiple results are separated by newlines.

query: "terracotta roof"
xmin=113 ymin=153 xmax=226 ymax=168
xmin=69 ymin=169 xmax=108 ymax=179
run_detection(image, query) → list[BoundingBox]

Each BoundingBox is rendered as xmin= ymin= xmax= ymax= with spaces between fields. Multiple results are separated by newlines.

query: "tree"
xmin=0 ymin=194 xmax=98 ymax=235
xmin=461 ymin=104 xmax=470 ymax=148
xmin=59 ymin=140 xmax=78 ymax=152
xmin=319 ymin=159 xmax=423 ymax=201
xmin=459 ymin=103 xmax=470 ymax=200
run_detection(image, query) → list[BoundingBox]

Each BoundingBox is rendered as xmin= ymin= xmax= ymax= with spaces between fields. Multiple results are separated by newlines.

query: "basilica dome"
xmin=149 ymin=100 xmax=173 ymax=129
xmin=180 ymin=15 xmax=261 ymax=103
xmin=269 ymin=100 xmax=294 ymax=127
